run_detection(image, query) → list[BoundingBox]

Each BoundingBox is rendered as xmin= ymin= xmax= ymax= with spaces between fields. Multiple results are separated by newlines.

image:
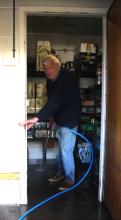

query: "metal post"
xmin=13 ymin=0 xmax=16 ymax=57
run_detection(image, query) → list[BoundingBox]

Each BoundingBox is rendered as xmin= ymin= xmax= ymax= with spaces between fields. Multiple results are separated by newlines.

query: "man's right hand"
xmin=19 ymin=117 xmax=39 ymax=129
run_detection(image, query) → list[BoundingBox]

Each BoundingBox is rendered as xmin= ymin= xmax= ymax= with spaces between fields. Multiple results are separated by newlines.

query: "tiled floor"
xmin=0 ymin=160 xmax=113 ymax=220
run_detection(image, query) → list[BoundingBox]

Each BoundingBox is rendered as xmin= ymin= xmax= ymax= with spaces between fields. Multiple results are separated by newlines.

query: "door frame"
xmin=19 ymin=6 xmax=107 ymax=203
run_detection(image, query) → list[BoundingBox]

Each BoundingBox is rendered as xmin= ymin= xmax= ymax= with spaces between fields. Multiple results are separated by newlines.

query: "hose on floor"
xmin=18 ymin=129 xmax=93 ymax=220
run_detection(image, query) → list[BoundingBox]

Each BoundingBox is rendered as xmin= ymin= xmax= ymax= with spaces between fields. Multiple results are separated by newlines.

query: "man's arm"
xmin=19 ymin=117 xmax=39 ymax=129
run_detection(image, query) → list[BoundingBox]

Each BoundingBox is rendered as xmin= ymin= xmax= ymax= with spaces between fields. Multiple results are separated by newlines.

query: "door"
xmin=104 ymin=0 xmax=121 ymax=220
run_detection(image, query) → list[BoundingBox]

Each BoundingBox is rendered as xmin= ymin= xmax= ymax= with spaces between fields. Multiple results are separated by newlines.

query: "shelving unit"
xmin=74 ymin=50 xmax=102 ymax=186
xmin=27 ymin=76 xmax=58 ymax=162
xmin=27 ymin=77 xmax=58 ymax=140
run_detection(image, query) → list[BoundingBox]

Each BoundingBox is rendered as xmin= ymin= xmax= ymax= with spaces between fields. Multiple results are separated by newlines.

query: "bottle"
xmin=96 ymin=66 xmax=102 ymax=85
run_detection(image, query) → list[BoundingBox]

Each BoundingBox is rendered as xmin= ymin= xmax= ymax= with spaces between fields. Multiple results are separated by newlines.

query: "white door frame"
xmin=19 ymin=6 xmax=107 ymax=203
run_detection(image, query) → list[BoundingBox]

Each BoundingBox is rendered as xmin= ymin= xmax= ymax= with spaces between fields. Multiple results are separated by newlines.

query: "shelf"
xmin=27 ymin=70 xmax=96 ymax=78
xmin=27 ymin=137 xmax=57 ymax=141
xmin=27 ymin=70 xmax=46 ymax=78
xmin=81 ymin=112 xmax=101 ymax=117
xmin=95 ymin=84 xmax=102 ymax=88
xmin=79 ymin=73 xmax=95 ymax=78
xmin=27 ymin=113 xmax=36 ymax=117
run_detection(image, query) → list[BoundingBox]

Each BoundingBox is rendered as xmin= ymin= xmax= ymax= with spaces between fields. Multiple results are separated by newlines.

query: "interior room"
xmin=25 ymin=14 xmax=113 ymax=220
xmin=1 ymin=0 xmax=121 ymax=219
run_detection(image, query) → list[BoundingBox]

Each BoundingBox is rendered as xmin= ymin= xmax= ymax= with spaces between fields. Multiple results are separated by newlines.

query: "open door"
xmin=104 ymin=0 xmax=121 ymax=219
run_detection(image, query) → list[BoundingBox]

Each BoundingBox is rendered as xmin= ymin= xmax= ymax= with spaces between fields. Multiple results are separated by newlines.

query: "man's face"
xmin=43 ymin=61 xmax=60 ymax=80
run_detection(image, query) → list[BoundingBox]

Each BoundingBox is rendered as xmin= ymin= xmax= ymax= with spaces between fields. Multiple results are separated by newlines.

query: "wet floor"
xmin=0 ymin=160 xmax=113 ymax=220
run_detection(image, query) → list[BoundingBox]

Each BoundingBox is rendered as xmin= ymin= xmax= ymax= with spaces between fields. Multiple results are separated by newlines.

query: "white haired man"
xmin=20 ymin=54 xmax=81 ymax=190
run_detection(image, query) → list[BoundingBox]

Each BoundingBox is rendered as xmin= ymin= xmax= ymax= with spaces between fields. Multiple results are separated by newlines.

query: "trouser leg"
xmin=57 ymin=126 xmax=77 ymax=181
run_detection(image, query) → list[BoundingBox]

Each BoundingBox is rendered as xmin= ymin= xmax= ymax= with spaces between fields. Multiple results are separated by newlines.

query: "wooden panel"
xmin=104 ymin=0 xmax=121 ymax=220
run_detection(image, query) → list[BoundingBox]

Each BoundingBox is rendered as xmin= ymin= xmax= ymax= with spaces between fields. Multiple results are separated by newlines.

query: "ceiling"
xmin=27 ymin=0 xmax=114 ymax=35
xmin=0 ymin=0 xmax=114 ymax=9
xmin=27 ymin=16 xmax=102 ymax=35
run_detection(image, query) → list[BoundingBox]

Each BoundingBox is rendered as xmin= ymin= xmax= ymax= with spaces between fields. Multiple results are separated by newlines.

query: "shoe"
xmin=59 ymin=180 xmax=75 ymax=191
xmin=48 ymin=175 xmax=65 ymax=183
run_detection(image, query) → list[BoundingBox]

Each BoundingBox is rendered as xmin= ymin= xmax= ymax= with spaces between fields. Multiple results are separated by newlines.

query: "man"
xmin=21 ymin=54 xmax=81 ymax=190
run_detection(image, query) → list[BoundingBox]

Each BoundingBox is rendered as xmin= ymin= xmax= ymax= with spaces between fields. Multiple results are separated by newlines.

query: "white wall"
xmin=0 ymin=8 xmax=27 ymax=204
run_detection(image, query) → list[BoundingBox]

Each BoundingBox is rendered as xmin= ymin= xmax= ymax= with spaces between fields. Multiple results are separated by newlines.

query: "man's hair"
xmin=42 ymin=54 xmax=61 ymax=66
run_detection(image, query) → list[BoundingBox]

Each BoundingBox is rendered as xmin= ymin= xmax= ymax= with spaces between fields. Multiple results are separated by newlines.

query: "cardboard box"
xmin=36 ymin=81 xmax=47 ymax=98
xmin=27 ymin=98 xmax=35 ymax=113
xmin=80 ymin=43 xmax=96 ymax=54
xmin=27 ymin=81 xmax=35 ymax=98
xmin=36 ymin=41 xmax=51 ymax=71
xmin=36 ymin=97 xmax=47 ymax=111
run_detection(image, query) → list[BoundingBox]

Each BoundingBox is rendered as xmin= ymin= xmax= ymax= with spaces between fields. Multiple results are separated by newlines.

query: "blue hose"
xmin=18 ymin=129 xmax=93 ymax=220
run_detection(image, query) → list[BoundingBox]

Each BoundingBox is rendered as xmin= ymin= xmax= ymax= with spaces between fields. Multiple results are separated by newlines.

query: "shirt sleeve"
xmin=36 ymin=78 xmax=72 ymax=121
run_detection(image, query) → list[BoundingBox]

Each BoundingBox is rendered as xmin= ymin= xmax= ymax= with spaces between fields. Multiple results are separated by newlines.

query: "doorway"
xmin=19 ymin=6 xmax=107 ymax=203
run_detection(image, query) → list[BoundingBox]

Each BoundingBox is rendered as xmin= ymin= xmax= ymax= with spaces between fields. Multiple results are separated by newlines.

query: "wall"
xmin=0 ymin=7 xmax=27 ymax=204
xmin=27 ymin=33 xmax=102 ymax=63
xmin=104 ymin=0 xmax=121 ymax=219
xmin=0 ymin=0 xmax=113 ymax=9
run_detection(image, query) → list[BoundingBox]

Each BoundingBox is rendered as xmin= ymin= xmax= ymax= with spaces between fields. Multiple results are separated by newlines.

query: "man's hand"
xmin=19 ymin=117 xmax=39 ymax=129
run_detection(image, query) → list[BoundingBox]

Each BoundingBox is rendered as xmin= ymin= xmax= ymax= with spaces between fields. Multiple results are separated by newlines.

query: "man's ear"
xmin=57 ymin=63 xmax=61 ymax=71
